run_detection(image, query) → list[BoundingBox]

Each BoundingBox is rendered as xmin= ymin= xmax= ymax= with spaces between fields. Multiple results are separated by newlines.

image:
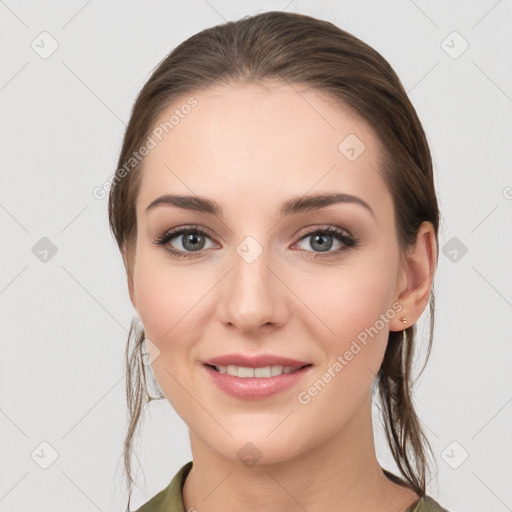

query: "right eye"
xmin=153 ymin=226 xmax=217 ymax=259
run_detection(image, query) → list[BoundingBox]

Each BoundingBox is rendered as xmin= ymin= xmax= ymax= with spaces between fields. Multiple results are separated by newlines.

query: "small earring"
xmin=400 ymin=317 xmax=407 ymax=324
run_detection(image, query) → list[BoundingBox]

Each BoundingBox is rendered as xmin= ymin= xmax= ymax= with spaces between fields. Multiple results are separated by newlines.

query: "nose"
xmin=216 ymin=243 xmax=290 ymax=335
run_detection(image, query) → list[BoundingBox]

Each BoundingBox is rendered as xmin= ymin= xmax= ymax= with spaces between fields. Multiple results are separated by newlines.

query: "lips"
xmin=203 ymin=353 xmax=310 ymax=368
xmin=202 ymin=353 xmax=313 ymax=399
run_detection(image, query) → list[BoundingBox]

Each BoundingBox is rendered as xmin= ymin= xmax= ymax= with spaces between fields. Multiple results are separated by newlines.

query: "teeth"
xmin=215 ymin=364 xmax=301 ymax=378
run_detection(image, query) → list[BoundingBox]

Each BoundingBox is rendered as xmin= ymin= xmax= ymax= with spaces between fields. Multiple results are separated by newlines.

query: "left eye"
xmin=294 ymin=227 xmax=357 ymax=255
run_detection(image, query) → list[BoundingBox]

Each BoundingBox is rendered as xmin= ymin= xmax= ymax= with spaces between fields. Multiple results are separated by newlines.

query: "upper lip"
xmin=203 ymin=353 xmax=311 ymax=368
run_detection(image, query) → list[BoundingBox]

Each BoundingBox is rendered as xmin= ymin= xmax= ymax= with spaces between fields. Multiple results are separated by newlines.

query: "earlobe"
xmin=391 ymin=221 xmax=437 ymax=331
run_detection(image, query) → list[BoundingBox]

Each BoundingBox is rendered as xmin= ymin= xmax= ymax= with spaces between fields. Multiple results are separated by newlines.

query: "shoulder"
xmin=133 ymin=461 xmax=193 ymax=512
xmin=407 ymin=495 xmax=452 ymax=512
xmin=381 ymin=469 xmax=451 ymax=512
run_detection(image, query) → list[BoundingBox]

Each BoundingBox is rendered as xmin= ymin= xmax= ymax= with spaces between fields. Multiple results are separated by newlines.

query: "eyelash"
xmin=152 ymin=224 xmax=359 ymax=260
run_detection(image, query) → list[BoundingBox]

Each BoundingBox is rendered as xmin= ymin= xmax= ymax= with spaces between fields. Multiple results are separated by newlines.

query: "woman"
xmin=108 ymin=11 xmax=449 ymax=512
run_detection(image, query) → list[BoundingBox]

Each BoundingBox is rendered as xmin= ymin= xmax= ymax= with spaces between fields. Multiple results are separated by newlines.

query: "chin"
xmin=192 ymin=428 xmax=311 ymax=468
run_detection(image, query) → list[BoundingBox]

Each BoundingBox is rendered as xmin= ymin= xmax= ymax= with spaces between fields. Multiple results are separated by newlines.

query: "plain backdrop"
xmin=1 ymin=1 xmax=511 ymax=511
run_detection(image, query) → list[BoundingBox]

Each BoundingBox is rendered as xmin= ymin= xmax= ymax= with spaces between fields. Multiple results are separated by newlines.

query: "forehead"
xmin=136 ymin=81 xmax=391 ymax=220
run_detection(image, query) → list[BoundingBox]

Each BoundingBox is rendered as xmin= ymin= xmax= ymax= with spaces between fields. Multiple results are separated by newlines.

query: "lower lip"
xmin=203 ymin=364 xmax=312 ymax=400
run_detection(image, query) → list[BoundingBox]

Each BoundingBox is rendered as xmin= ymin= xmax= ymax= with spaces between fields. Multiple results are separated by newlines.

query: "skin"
xmin=126 ymin=81 xmax=437 ymax=512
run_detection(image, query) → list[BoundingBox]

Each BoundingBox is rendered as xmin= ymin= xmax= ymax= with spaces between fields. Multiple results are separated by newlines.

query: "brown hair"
xmin=108 ymin=11 xmax=440 ymax=510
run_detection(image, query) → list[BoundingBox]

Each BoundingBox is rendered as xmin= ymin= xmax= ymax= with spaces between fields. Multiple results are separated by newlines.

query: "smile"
xmin=210 ymin=364 xmax=306 ymax=378
xmin=203 ymin=363 xmax=313 ymax=400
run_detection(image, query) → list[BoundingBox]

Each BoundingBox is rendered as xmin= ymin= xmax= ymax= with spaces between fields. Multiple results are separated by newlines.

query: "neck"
xmin=182 ymin=393 xmax=420 ymax=512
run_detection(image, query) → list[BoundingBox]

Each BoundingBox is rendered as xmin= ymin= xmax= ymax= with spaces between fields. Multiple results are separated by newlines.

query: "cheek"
xmin=134 ymin=245 xmax=194 ymax=332
xmin=291 ymin=253 xmax=398 ymax=393
xmin=294 ymin=256 xmax=398 ymax=340
xmin=132 ymin=247 xmax=220 ymax=372
xmin=132 ymin=252 xmax=209 ymax=416
xmin=294 ymin=269 xmax=394 ymax=427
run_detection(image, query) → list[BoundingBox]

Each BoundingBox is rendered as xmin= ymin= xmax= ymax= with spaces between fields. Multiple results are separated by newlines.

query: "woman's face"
xmin=128 ymin=81 xmax=409 ymax=464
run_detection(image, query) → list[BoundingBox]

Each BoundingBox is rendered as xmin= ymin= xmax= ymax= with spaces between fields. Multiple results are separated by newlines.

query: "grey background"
xmin=1 ymin=1 xmax=511 ymax=511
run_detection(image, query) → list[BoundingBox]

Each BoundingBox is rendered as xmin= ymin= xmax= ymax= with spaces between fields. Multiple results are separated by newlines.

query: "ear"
xmin=390 ymin=221 xmax=437 ymax=331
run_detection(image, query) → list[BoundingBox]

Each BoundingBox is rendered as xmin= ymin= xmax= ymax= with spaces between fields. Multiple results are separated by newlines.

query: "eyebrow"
xmin=145 ymin=192 xmax=375 ymax=219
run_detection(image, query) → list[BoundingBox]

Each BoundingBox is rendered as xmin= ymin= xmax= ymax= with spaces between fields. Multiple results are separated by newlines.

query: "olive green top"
xmin=134 ymin=461 xmax=450 ymax=512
